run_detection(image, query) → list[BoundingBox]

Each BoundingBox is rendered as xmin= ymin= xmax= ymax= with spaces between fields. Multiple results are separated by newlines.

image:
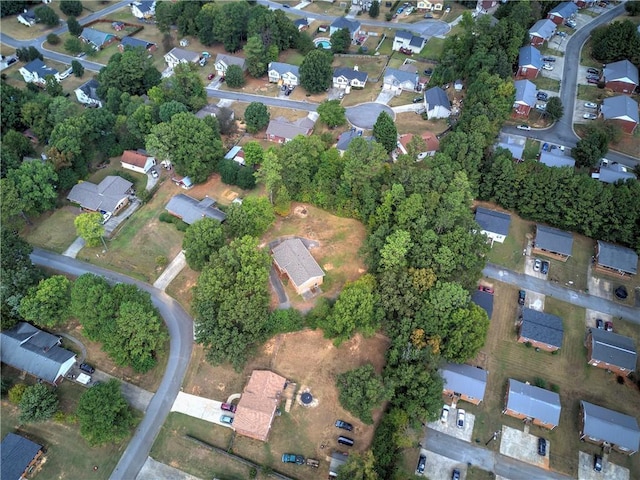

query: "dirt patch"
xmin=182 ymin=173 xmax=252 ymax=206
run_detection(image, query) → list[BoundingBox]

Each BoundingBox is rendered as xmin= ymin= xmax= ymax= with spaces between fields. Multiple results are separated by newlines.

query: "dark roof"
xmin=589 ymin=328 xmax=637 ymax=371
xmin=597 ymin=241 xmax=638 ymax=274
xmin=21 ymin=58 xmax=58 ymax=77
xmin=134 ymin=0 xmax=155 ymax=14
xmin=293 ymin=18 xmax=308 ymax=27
xmin=195 ymin=103 xmax=222 ymax=119
xmin=581 ymin=401 xmax=640 ymax=452
xmin=440 ymin=363 xmax=488 ymax=401
xmin=409 ymin=35 xmax=425 ymax=48
xmin=329 ymin=452 xmax=349 ymax=476
xmin=535 ymin=224 xmax=573 ymax=256
xmin=539 ymin=150 xmax=575 ymax=168
xmin=333 ymin=67 xmax=368 ymax=83
xmin=268 ymin=62 xmax=299 ymax=78
xmin=120 ymin=36 xmax=155 ymax=49
xmin=67 ymin=176 xmax=132 ymax=213
xmin=165 ymin=194 xmax=226 ymax=224
xmin=475 ymin=207 xmax=511 ymax=236
xmin=272 ymin=238 xmax=324 ymax=288
xmin=1 ymin=433 xmax=43 ymax=480
xmin=336 ymin=130 xmax=373 ymax=152
xmin=215 ymin=54 xmax=246 ymax=70
xmin=425 ymin=86 xmax=451 ymax=109
xmin=506 ymin=379 xmax=561 ymax=426
xmin=520 ymin=308 xmax=564 ymax=348
xmin=80 ymin=27 xmax=114 ymax=47
xmin=519 ymin=46 xmax=542 ymax=69
xmin=472 ymin=290 xmax=494 ymax=319
xmin=76 ymin=78 xmax=101 ymax=101
xmin=330 ymin=17 xmax=360 ymax=34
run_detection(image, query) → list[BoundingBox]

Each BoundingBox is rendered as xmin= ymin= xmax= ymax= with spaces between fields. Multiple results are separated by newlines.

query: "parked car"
xmin=518 ymin=290 xmax=526 ymax=305
xmin=565 ymin=20 xmax=577 ymax=28
xmin=534 ymin=259 xmax=542 ymax=272
xmin=285 ymin=88 xmax=292 ymax=96
xmin=537 ymin=92 xmax=549 ymax=101
xmin=399 ymin=47 xmax=413 ymax=55
xmin=424 ymin=13 xmax=433 ymax=18
xmin=79 ymin=363 xmax=95 ymax=374
xmin=101 ymin=212 xmax=112 ymax=225
xmin=604 ymin=321 xmax=613 ymax=332
xmin=584 ymin=102 xmax=597 ymax=109
xmin=541 ymin=261 xmax=549 ymax=275
xmin=538 ymin=437 xmax=547 ymax=456
xmin=542 ymin=142 xmax=550 ymax=151
xmin=587 ymin=77 xmax=599 ymax=84
xmin=594 ymin=454 xmax=603 ymax=472
xmin=542 ymin=64 xmax=554 ymax=71
xmin=207 ymin=73 xmax=215 ymax=81
xmin=535 ymin=104 xmax=546 ymax=111
xmin=478 ymin=285 xmax=494 ymax=294
xmin=517 ymin=124 xmax=531 ymax=131
xmin=445 ymin=6 xmax=451 ymax=13
xmin=220 ymin=414 xmax=234 ymax=425
xmin=281 ymin=453 xmax=305 ymax=464
xmin=151 ymin=168 xmax=159 ymax=179
xmin=440 ymin=405 xmax=450 ymax=423
xmin=452 ymin=469 xmax=460 ymax=480
xmin=221 ymin=403 xmax=236 ymax=413
xmin=281 ymin=85 xmax=288 ymax=92
xmin=456 ymin=409 xmax=465 ymax=429
xmin=417 ymin=454 xmax=426 ymax=474
xmin=335 ymin=420 xmax=353 ymax=431
xmin=583 ymin=113 xmax=597 ymax=120
xmin=586 ymin=74 xmax=600 ymax=80
xmin=413 ymin=96 xmax=423 ymax=103
xmin=556 ymin=31 xmax=567 ymax=37
xmin=596 ymin=318 xmax=604 ymax=329
xmin=587 ymin=68 xmax=599 ymax=75
xmin=542 ymin=56 xmax=556 ymax=63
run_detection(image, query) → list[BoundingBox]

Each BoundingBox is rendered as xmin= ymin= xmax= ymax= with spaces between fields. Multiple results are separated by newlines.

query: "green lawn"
xmin=543 ymin=233 xmax=593 ymax=292
xmin=523 ymin=138 xmax=540 ymax=161
xmin=576 ymin=84 xmax=613 ymax=104
xmin=531 ymin=76 xmax=560 ymax=93
xmin=419 ymin=37 xmax=445 ymax=61
xmin=22 ymin=207 xmax=80 ymax=253
xmin=485 ymin=209 xmax=532 ymax=272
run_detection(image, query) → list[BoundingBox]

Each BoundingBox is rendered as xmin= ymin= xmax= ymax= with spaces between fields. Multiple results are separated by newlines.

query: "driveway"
xmin=137 ymin=457 xmax=201 ymax=480
xmin=346 ymin=102 xmax=395 ymax=129
xmin=170 ymin=391 xmax=234 ymax=428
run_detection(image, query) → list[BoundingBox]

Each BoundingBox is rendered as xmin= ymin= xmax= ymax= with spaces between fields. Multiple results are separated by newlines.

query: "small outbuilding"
xmin=272 ymin=238 xmax=324 ymax=295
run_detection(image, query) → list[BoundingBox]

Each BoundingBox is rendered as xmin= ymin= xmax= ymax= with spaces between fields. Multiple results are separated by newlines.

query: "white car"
xmin=101 ymin=212 xmax=112 ymax=225
xmin=584 ymin=102 xmax=597 ymax=109
xmin=456 ymin=409 xmax=465 ymax=429
xmin=534 ymin=258 xmax=542 ymax=272
xmin=542 ymin=64 xmax=554 ymax=71
xmin=583 ymin=113 xmax=597 ymax=120
xmin=517 ymin=124 xmax=531 ymax=131
xmin=440 ymin=405 xmax=450 ymax=423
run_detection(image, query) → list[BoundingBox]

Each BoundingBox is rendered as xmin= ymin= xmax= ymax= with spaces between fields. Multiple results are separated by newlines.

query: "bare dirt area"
xmin=185 ymin=173 xmax=253 ymax=206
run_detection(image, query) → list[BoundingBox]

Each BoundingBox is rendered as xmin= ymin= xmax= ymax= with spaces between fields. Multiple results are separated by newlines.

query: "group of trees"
xmin=591 ymin=20 xmax=640 ymax=66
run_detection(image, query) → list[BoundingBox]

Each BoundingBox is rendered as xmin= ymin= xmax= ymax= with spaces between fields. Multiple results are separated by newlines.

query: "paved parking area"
xmin=420 ymin=449 xmax=467 ymax=479
xmin=585 ymin=309 xmax=612 ymax=329
xmin=578 ymin=451 xmax=629 ymax=480
xmin=427 ymin=407 xmax=475 ymax=442
xmin=171 ymin=391 xmax=234 ymax=428
xmin=499 ymin=426 xmax=549 ymax=470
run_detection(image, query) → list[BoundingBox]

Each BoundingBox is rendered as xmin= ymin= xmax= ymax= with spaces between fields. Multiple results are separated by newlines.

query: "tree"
xmin=19 ymin=275 xmax=71 ymax=328
xmin=297 ymin=31 xmax=315 ymax=55
xmin=224 ymin=196 xmax=276 ymax=239
xmin=158 ymin=100 xmax=188 ymax=122
xmin=591 ymin=20 xmax=640 ymax=65
xmin=626 ymin=1 xmax=640 ymax=15
xmin=336 ymin=364 xmax=389 ymax=424
xmin=368 ymin=0 xmax=380 ymax=18
xmin=242 ymin=141 xmax=264 ymax=167
xmin=212 ymin=1 xmax=251 ymax=52
xmin=331 ymin=28 xmax=351 ymax=54
xmin=97 ymin=49 xmax=161 ymax=97
xmin=44 ymin=74 xmax=63 ymax=97
xmin=244 ymin=35 xmax=268 ymax=77
xmin=71 ymin=59 xmax=84 ymax=77
xmin=16 ymin=46 xmax=43 ymax=62
xmin=155 ymin=0 xmax=177 ymax=33
xmin=74 ymin=212 xmax=104 ymax=247
xmin=67 ymin=16 xmax=82 ymax=36
xmin=64 ymin=36 xmax=83 ymax=54
xmin=70 ymin=273 xmax=116 ymax=340
xmin=244 ymin=102 xmax=270 ymax=133
xmin=60 ymin=0 xmax=83 ymax=17
xmin=372 ymin=111 xmax=397 ymax=153
xmin=183 ymin=218 xmax=225 ymax=271
xmin=47 ymin=33 xmax=60 ymax=45
xmin=572 ymin=127 xmax=609 ymax=168
xmin=7 ymin=161 xmax=58 ymax=215
xmin=8 ymin=384 xmax=27 ymax=405
xmin=147 ymin=63 xmax=206 ymax=112
xmin=545 ymin=96 xmax=563 ymax=122
xmin=317 ymin=99 xmax=347 ymax=128
xmin=77 ymin=379 xmax=133 ymax=446
xmin=34 ymin=5 xmax=59 ymax=26
xmin=18 ymin=384 xmax=58 ymax=423
xmin=336 ymin=451 xmax=379 ymax=480
xmin=300 ymin=50 xmax=332 ymax=93
xmin=225 ymin=64 xmax=245 ymax=88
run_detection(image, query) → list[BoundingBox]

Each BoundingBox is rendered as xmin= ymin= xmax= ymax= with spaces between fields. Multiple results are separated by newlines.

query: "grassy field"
xmin=523 ymin=138 xmax=541 ymax=161
xmin=543 ymin=233 xmax=593 ymax=292
xmin=332 ymin=55 xmax=388 ymax=80
xmin=395 ymin=112 xmax=448 ymax=136
xmin=22 ymin=207 xmax=80 ymax=253
xmin=388 ymin=90 xmax=421 ymax=107
xmin=483 ymin=204 xmax=532 ymax=272
xmin=531 ymin=76 xmax=560 ymax=92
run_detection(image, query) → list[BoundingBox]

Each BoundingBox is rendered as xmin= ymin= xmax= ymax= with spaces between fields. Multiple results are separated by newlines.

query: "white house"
xmin=164 ymin=48 xmax=200 ymax=70
xmin=417 ymin=1 xmax=444 ymax=11
xmin=120 ymin=150 xmax=156 ymax=174
xmin=424 ymin=86 xmax=451 ymax=119
xmin=475 ymin=207 xmax=511 ymax=244
xmin=131 ymin=1 xmax=156 ymax=19
xmin=268 ymin=62 xmax=300 ymax=86
xmin=214 ymin=54 xmax=247 ymax=77
xmin=17 ymin=9 xmax=36 ymax=27
xmin=332 ymin=66 xmax=368 ymax=91
xmin=74 ymin=78 xmax=103 ymax=108
xmin=383 ymin=67 xmax=419 ymax=95
xmin=392 ymin=31 xmax=426 ymax=54
xmin=19 ymin=59 xmax=60 ymax=84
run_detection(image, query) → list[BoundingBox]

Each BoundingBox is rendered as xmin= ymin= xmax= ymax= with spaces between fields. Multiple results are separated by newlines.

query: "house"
xmin=19 ymin=58 xmax=59 ymax=84
xmin=477 ymin=0 xmax=498 ymax=12
xmin=1 ymin=433 xmax=44 ymax=480
xmin=528 ymin=19 xmax=556 ymax=46
xmin=266 ymin=117 xmax=314 ymax=144
xmin=0 ymin=322 xmax=76 ymax=385
xmin=533 ymin=224 xmax=573 ymax=260
xmin=517 ymin=46 xmax=542 ymax=79
xmin=120 ymin=150 xmax=156 ymax=174
xmin=329 ymin=17 xmax=361 ymax=41
xmin=17 ymin=8 xmax=36 ymax=27
xmin=392 ymin=31 xmax=426 ymax=54
xmin=595 ymin=240 xmax=638 ymax=276
xmin=118 ymin=36 xmax=157 ymax=53
xmin=233 ymin=370 xmax=287 ymax=442
xmin=336 ymin=130 xmax=373 ymax=154
xmin=424 ymin=86 xmax=451 ymax=119
xmin=164 ymin=48 xmax=200 ymax=70
xmin=268 ymin=62 xmax=300 ymax=86
xmin=547 ymin=2 xmax=578 ymax=24
xmin=67 ymin=176 xmax=133 ymax=215
xmin=214 ymin=54 xmax=246 ymax=77
xmin=195 ymin=103 xmax=224 ymax=119
xmin=539 ymin=150 xmax=575 ymax=168
xmin=495 ymin=141 xmax=524 ymax=161
xmin=293 ymin=18 xmax=309 ymax=31
xmin=396 ymin=132 xmax=440 ymax=160
xmin=79 ymin=28 xmax=117 ymax=50
xmin=173 ymin=176 xmax=193 ymax=189
xmin=503 ymin=379 xmax=561 ymax=429
xmin=475 ymin=207 xmax=511 ymax=244
xmin=517 ymin=308 xmax=564 ymax=352
xmin=131 ymin=0 xmax=156 ymax=19
xmin=574 ymin=0 xmax=597 ymax=8
xmin=332 ymin=66 xmax=368 ymax=91
xmin=440 ymin=363 xmax=488 ymax=405
xmin=165 ymin=194 xmax=226 ymax=224
xmin=603 ymin=60 xmax=639 ymax=94
xmin=586 ymin=329 xmax=637 ymax=376
xmin=329 ymin=451 xmax=349 ymax=477
xmin=601 ymin=96 xmax=639 ymax=134
xmin=417 ymin=1 xmax=444 ymax=11
xmin=472 ymin=290 xmax=494 ymax=319
xmin=383 ymin=67 xmax=419 ymax=95
xmin=224 ymin=145 xmax=246 ymax=166
xmin=74 ymin=78 xmax=103 ymax=108
xmin=272 ymin=238 xmax=325 ymax=295
xmin=592 ymin=160 xmax=637 ymax=184
xmin=513 ymin=79 xmax=537 ymax=116
xmin=580 ymin=401 xmax=640 ymax=455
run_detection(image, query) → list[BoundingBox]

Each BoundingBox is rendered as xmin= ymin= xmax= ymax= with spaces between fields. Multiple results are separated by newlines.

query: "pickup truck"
xmin=281 ymin=454 xmax=305 ymax=465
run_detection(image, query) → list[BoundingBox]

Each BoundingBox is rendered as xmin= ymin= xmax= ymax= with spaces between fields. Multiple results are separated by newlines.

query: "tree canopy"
xmin=19 ymin=275 xmax=71 ymax=328
xmin=77 ymin=379 xmax=133 ymax=446
xmin=74 ymin=212 xmax=104 ymax=247
xmin=224 ymin=196 xmax=275 ymax=239
xmin=331 ymin=28 xmax=351 ymax=54
xmin=337 ymin=364 xmax=389 ymax=424
xmin=300 ymin=50 xmax=332 ymax=94
xmin=244 ymin=102 xmax=270 ymax=133
xmin=18 ymin=384 xmax=58 ymax=423
xmin=97 ymin=49 xmax=161 ymax=97
xmin=372 ymin=111 xmax=397 ymax=153
xmin=317 ymin=99 xmax=347 ymax=128
xmin=225 ymin=64 xmax=246 ymax=88
xmin=183 ymin=218 xmax=225 ymax=271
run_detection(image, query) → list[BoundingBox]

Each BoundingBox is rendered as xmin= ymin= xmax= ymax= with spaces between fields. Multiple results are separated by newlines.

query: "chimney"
xmin=353 ymin=65 xmax=359 ymax=71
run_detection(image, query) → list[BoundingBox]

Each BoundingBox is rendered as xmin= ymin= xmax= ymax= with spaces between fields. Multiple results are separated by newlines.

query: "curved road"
xmin=30 ymin=249 xmax=193 ymax=480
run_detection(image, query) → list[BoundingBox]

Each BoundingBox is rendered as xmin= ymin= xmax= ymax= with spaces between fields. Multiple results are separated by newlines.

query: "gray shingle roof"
xmin=529 ymin=19 xmax=556 ymax=40
xmin=475 ymin=207 xmax=511 ymax=236
xmin=506 ymin=379 xmax=561 ymax=426
xmin=549 ymin=1 xmax=578 ymax=18
xmin=425 ymin=86 xmax=451 ymax=109
xmin=77 ymin=78 xmax=101 ymax=101
xmin=514 ymin=79 xmax=537 ymax=107
xmin=336 ymin=130 xmax=373 ymax=151
xmin=440 ymin=363 xmax=488 ymax=401
xmin=330 ymin=17 xmax=360 ymax=34
xmin=0 ymin=323 xmax=76 ymax=384
xmin=67 ymin=176 xmax=132 ymax=213
xmin=535 ymin=224 xmax=573 ymax=256
xmin=80 ymin=27 xmax=114 ymax=48
xmin=272 ymin=238 xmax=324 ymax=289
xmin=384 ymin=67 xmax=418 ymax=86
xmin=268 ymin=62 xmax=299 ymax=78
xmin=333 ymin=67 xmax=368 ymax=83
xmin=22 ymin=58 xmax=58 ymax=77
xmin=166 ymin=48 xmax=200 ymax=62
xmin=266 ymin=117 xmax=313 ymax=141
xmin=215 ymin=54 xmax=246 ymax=70
xmin=472 ymin=290 xmax=494 ymax=319
xmin=597 ymin=163 xmax=637 ymax=184
xmin=596 ymin=240 xmax=638 ymax=275
xmin=601 ymin=95 xmax=639 ymax=123
xmin=520 ymin=308 xmax=564 ymax=348
xmin=519 ymin=46 xmax=542 ymax=69
xmin=589 ymin=328 xmax=637 ymax=371
xmin=581 ymin=401 xmax=640 ymax=452
xmin=539 ymin=150 xmax=575 ymax=168
xmin=120 ymin=36 xmax=155 ymax=50
xmin=1 ymin=433 xmax=43 ymax=480
xmin=496 ymin=142 xmax=524 ymax=160
xmin=604 ymin=59 xmax=639 ymax=86
xmin=165 ymin=194 xmax=226 ymax=224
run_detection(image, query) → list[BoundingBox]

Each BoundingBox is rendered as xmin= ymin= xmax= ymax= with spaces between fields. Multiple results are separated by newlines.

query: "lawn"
xmin=483 ymin=204 xmax=532 ymax=272
xmin=523 ymin=138 xmax=541 ymax=161
xmin=418 ymin=37 xmax=446 ymax=61
xmin=531 ymin=76 xmax=560 ymax=93
xmin=542 ymin=233 xmax=593 ymax=292
xmin=22 ymin=206 xmax=80 ymax=253
xmin=388 ymin=90 xmax=421 ymax=107
xmin=332 ymin=55 xmax=389 ymax=81
xmin=341 ymin=86 xmax=380 ymax=107
xmin=394 ymin=112 xmax=449 ymax=136
xmin=576 ymin=84 xmax=611 ymax=104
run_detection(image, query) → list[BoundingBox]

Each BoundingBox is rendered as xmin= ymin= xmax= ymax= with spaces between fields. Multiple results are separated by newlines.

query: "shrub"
xmin=533 ymin=377 xmax=547 ymax=389
xmin=524 ymin=341 xmax=532 ymax=348
xmin=550 ymin=384 xmax=560 ymax=393
xmin=155 ymin=255 xmax=168 ymax=267
xmin=47 ymin=33 xmax=61 ymax=45
xmin=159 ymin=212 xmax=175 ymax=223
xmin=266 ymin=309 xmax=304 ymax=336
xmin=8 ymin=384 xmax=28 ymax=405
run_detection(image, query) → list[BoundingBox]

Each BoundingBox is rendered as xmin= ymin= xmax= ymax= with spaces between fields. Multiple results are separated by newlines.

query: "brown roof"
xmin=233 ymin=370 xmax=286 ymax=442
xmin=398 ymin=132 xmax=440 ymax=154
xmin=121 ymin=150 xmax=148 ymax=168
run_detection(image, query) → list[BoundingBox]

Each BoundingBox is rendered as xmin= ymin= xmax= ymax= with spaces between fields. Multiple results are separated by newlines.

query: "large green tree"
xmin=572 ymin=127 xmax=609 ymax=168
xmin=147 ymin=63 xmax=207 ymax=112
xmin=18 ymin=384 xmax=58 ymax=423
xmin=336 ymin=364 xmax=389 ymax=424
xmin=372 ymin=111 xmax=397 ymax=153
xmin=244 ymin=102 xmax=270 ymax=133
xmin=70 ymin=273 xmax=116 ymax=340
xmin=183 ymin=218 xmax=225 ymax=271
xmin=34 ymin=5 xmax=59 ymax=26
xmin=368 ymin=0 xmax=380 ymax=18
xmin=317 ymin=99 xmax=347 ymax=128
xmin=225 ymin=64 xmax=245 ymax=88
xmin=19 ymin=275 xmax=71 ymax=328
xmin=74 ymin=212 xmax=104 ymax=247
xmin=336 ymin=451 xmax=379 ymax=480
xmin=331 ymin=28 xmax=351 ymax=54
xmin=591 ymin=20 xmax=640 ymax=65
xmin=545 ymin=96 xmax=563 ymax=122
xmin=77 ymin=379 xmax=133 ymax=446
xmin=97 ymin=49 xmax=161 ymax=97
xmin=60 ymin=0 xmax=83 ymax=17
xmin=6 ymin=160 xmax=58 ymax=218
xmin=224 ymin=196 xmax=275 ymax=239
xmin=67 ymin=16 xmax=82 ymax=36
xmin=299 ymin=50 xmax=333 ymax=94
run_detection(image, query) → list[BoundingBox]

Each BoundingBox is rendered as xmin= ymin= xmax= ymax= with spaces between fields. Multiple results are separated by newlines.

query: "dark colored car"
xmin=542 ymin=56 xmax=556 ymax=62
xmin=452 ymin=469 xmax=460 ymax=480
xmin=413 ymin=97 xmax=422 ymax=103
xmin=604 ymin=321 xmax=613 ymax=332
xmin=221 ymin=403 xmax=236 ymax=413
xmin=537 ymin=92 xmax=548 ymax=101
xmin=596 ymin=318 xmax=604 ymax=329
xmin=587 ymin=68 xmax=599 ymax=75
xmin=587 ymin=77 xmax=599 ymax=84
xmin=518 ymin=290 xmax=526 ymax=305
xmin=538 ymin=437 xmax=546 ymax=456
xmin=594 ymin=454 xmax=603 ymax=472
xmin=285 ymin=89 xmax=292 ymax=96
xmin=416 ymin=454 xmax=426 ymax=474
xmin=7 ymin=57 xmax=17 ymax=66
xmin=337 ymin=436 xmax=354 ymax=446
xmin=423 ymin=68 xmax=433 ymax=75
xmin=335 ymin=420 xmax=353 ymax=431
xmin=79 ymin=363 xmax=95 ymax=374
xmin=615 ymin=286 xmax=628 ymax=299
xmin=281 ymin=453 xmax=305 ymax=464
xmin=541 ymin=261 xmax=549 ymax=275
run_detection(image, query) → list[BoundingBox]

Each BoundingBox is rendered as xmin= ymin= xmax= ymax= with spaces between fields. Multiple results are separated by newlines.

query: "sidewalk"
xmin=62 ymin=236 xmax=85 ymax=258
xmin=153 ymin=251 xmax=186 ymax=291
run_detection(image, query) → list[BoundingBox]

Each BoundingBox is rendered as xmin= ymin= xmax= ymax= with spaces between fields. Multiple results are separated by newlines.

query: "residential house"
xmin=383 ymin=67 xmax=419 ymax=95
xmin=74 ymin=78 xmax=103 ymax=107
xmin=0 ymin=322 xmax=76 ymax=385
xmin=574 ymin=0 xmax=598 ymax=8
xmin=533 ymin=224 xmax=573 ymax=260
xmin=547 ymin=2 xmax=578 ymax=24
xmin=293 ymin=18 xmax=309 ymax=31
xmin=586 ymin=329 xmax=637 ymax=376
xmin=120 ymin=150 xmax=156 ymax=174
xmin=503 ymin=379 xmax=561 ymax=429
xmin=495 ymin=141 xmax=524 ymax=161
xmin=329 ymin=17 xmax=361 ymax=41
xmin=164 ymin=48 xmax=200 ymax=70
xmin=336 ymin=130 xmax=373 ymax=155
xmin=595 ymin=240 xmax=638 ymax=277
xmin=80 ymin=28 xmax=117 ymax=50
xmin=131 ymin=0 xmax=156 ymax=19
xmin=580 ymin=401 xmax=640 ymax=455
xmin=477 ymin=0 xmax=498 ymax=12
xmin=592 ymin=160 xmax=637 ymax=184
xmin=539 ymin=150 xmax=575 ymax=168
xmin=118 ymin=36 xmax=157 ymax=53
xmin=392 ymin=31 xmax=426 ymax=54
xmin=67 ymin=176 xmax=133 ymax=215
xmin=214 ymin=54 xmax=247 ymax=77
xmin=272 ymin=238 xmax=325 ymax=294
xmin=517 ymin=46 xmax=542 ymax=79
xmin=441 ymin=363 xmax=488 ymax=405
xmin=1 ymin=433 xmax=44 ymax=480
xmin=19 ymin=58 xmax=59 ymax=84
xmin=165 ymin=194 xmax=226 ymax=224
xmin=332 ymin=66 xmax=368 ymax=91
xmin=528 ymin=19 xmax=556 ymax=46
xmin=472 ymin=289 xmax=494 ymax=319
xmin=266 ymin=116 xmax=314 ymax=143
xmin=602 ymin=60 xmax=639 ymax=94
xmin=268 ymin=62 xmax=300 ymax=86
xmin=475 ymin=207 xmax=511 ymax=244
xmin=224 ymin=145 xmax=246 ymax=166
xmin=396 ymin=132 xmax=440 ymax=159
xmin=195 ymin=103 xmax=224 ymax=119
xmin=601 ymin=95 xmax=639 ymax=134
xmin=417 ymin=1 xmax=444 ymax=11
xmin=517 ymin=308 xmax=564 ymax=352
xmin=329 ymin=452 xmax=349 ymax=477
xmin=513 ymin=79 xmax=537 ymax=116
xmin=424 ymin=86 xmax=451 ymax=119
xmin=17 ymin=8 xmax=36 ymax=27
xmin=233 ymin=370 xmax=287 ymax=442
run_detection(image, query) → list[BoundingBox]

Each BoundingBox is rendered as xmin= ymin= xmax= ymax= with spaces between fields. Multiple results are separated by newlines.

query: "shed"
xmin=595 ymin=240 xmax=638 ymax=276
xmin=533 ymin=224 xmax=573 ymax=260
xmin=272 ymin=238 xmax=324 ymax=295
xmin=580 ymin=401 xmax=640 ymax=455
xmin=503 ymin=379 xmax=561 ymax=429
xmin=440 ymin=363 xmax=488 ymax=405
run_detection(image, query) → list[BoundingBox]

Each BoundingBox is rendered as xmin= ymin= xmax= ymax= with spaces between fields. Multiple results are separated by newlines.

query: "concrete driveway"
xmin=420 ymin=449 xmax=466 ymax=479
xmin=171 ymin=391 xmax=235 ymax=428
xmin=499 ymin=426 xmax=549 ymax=470
xmin=346 ymin=102 xmax=395 ymax=129
xmin=137 ymin=457 xmax=201 ymax=480
xmin=427 ymin=407 xmax=475 ymax=442
xmin=577 ymin=451 xmax=629 ymax=480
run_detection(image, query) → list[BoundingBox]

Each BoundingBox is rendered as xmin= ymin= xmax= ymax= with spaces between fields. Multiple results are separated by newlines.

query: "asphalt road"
xmin=206 ymin=88 xmax=318 ymax=111
xmin=29 ymin=249 xmax=194 ymax=480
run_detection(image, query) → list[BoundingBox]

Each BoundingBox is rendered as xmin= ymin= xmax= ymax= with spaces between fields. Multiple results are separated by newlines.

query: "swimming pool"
xmin=314 ymin=39 xmax=331 ymax=49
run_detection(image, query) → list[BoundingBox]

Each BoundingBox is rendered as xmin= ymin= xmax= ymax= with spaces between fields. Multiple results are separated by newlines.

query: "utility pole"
xmin=485 ymin=430 xmax=500 ymax=446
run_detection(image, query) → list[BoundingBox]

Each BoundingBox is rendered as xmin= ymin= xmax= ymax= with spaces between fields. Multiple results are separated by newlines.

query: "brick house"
xmin=441 ymin=363 xmax=488 ymax=405
xmin=517 ymin=46 xmax=542 ymax=79
xmin=272 ymin=238 xmax=324 ymax=295
xmin=503 ymin=379 xmax=561 ymax=429
xmin=532 ymin=224 xmax=573 ymax=261
xmin=517 ymin=308 xmax=564 ymax=352
xmin=580 ymin=401 xmax=640 ymax=455
xmin=513 ymin=79 xmax=537 ymax=117
xmin=594 ymin=240 xmax=638 ymax=277
xmin=547 ymin=1 xmax=578 ymax=24
xmin=601 ymin=95 xmax=639 ymax=134
xmin=528 ymin=19 xmax=556 ymax=46
xmin=602 ymin=60 xmax=639 ymax=94
xmin=585 ymin=328 xmax=637 ymax=376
